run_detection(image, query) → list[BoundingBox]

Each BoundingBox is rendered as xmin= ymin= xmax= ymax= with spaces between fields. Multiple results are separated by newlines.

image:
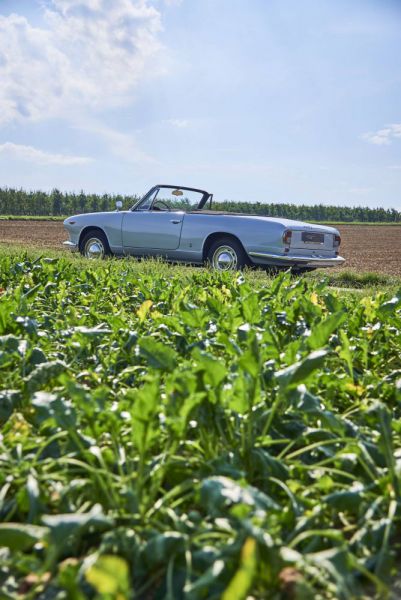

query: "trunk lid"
xmin=290 ymin=227 xmax=336 ymax=251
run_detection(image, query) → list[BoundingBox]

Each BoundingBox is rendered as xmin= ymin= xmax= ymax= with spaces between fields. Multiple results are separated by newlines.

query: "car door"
xmin=121 ymin=210 xmax=185 ymax=251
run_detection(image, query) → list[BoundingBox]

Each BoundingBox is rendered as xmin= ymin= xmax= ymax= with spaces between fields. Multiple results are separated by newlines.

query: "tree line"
xmin=0 ymin=188 xmax=139 ymax=217
xmin=211 ymin=200 xmax=401 ymax=222
xmin=0 ymin=187 xmax=400 ymax=222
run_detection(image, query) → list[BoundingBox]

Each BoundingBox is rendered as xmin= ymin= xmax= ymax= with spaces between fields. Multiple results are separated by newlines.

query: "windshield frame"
xmin=131 ymin=185 xmax=211 ymax=211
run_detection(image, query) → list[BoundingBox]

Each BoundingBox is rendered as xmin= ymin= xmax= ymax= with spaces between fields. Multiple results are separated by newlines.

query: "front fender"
xmin=63 ymin=212 xmax=125 ymax=252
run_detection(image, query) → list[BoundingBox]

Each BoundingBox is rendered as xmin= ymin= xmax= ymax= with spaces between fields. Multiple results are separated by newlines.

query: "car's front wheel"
xmin=207 ymin=237 xmax=249 ymax=271
xmin=80 ymin=230 xmax=110 ymax=259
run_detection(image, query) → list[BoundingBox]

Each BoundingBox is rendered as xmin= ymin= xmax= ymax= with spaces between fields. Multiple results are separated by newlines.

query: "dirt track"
xmin=0 ymin=220 xmax=400 ymax=275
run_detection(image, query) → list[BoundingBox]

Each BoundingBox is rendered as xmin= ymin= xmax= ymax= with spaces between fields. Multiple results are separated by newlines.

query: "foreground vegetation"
xmin=0 ymin=251 xmax=400 ymax=599
xmin=1 ymin=186 xmax=400 ymax=222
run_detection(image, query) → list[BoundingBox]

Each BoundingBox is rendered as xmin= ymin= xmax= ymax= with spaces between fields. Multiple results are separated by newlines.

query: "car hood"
xmin=63 ymin=211 xmax=124 ymax=225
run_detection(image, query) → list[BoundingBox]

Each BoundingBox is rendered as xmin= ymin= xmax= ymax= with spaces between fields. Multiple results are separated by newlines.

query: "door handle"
xmin=170 ymin=219 xmax=182 ymax=224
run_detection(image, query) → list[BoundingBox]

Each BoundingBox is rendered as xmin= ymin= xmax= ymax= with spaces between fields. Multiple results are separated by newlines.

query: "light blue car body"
xmin=63 ymin=185 xmax=345 ymax=269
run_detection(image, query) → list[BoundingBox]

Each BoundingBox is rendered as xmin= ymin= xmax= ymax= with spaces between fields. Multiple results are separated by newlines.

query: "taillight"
xmin=282 ymin=230 xmax=292 ymax=246
xmin=333 ymin=234 xmax=341 ymax=248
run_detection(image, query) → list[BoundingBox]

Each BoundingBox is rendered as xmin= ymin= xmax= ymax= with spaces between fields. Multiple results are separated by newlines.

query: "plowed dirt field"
xmin=0 ymin=220 xmax=400 ymax=275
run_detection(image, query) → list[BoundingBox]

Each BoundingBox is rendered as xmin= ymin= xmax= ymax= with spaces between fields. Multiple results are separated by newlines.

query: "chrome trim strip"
xmin=248 ymin=251 xmax=345 ymax=266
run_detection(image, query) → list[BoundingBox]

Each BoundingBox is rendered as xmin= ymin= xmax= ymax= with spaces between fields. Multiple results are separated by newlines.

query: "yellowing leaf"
xmin=85 ymin=555 xmax=129 ymax=598
xmin=222 ymin=538 xmax=257 ymax=600
xmin=221 ymin=285 xmax=232 ymax=298
xmin=345 ymin=383 xmax=365 ymax=396
xmin=310 ymin=292 xmax=318 ymax=305
xmin=137 ymin=300 xmax=153 ymax=322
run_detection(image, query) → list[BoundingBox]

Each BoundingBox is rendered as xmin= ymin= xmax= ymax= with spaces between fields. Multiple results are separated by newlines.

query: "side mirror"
xmin=115 ymin=200 xmax=123 ymax=211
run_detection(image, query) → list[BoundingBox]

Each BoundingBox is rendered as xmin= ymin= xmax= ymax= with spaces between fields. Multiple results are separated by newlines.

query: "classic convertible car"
xmin=63 ymin=184 xmax=345 ymax=271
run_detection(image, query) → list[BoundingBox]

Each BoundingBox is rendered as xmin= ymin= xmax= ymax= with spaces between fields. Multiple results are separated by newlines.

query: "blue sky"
xmin=0 ymin=0 xmax=400 ymax=208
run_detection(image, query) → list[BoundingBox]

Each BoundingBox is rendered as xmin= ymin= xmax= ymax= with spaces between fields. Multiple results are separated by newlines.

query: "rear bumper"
xmin=248 ymin=251 xmax=345 ymax=268
xmin=63 ymin=240 xmax=78 ymax=252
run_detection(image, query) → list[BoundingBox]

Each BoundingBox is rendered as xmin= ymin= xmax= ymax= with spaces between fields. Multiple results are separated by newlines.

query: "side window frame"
xmin=134 ymin=188 xmax=160 ymax=211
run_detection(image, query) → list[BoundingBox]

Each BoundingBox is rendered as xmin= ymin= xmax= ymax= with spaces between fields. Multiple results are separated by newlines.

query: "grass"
xmin=0 ymin=215 xmax=67 ymax=221
xmin=0 ymin=248 xmax=401 ymax=598
xmin=307 ymin=269 xmax=401 ymax=292
xmin=309 ymin=221 xmax=401 ymax=226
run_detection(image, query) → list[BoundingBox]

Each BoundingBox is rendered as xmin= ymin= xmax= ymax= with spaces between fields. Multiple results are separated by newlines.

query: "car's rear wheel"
xmin=207 ymin=237 xmax=249 ymax=271
xmin=80 ymin=230 xmax=110 ymax=259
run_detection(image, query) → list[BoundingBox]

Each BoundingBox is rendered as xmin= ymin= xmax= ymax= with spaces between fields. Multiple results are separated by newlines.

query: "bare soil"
xmin=0 ymin=220 xmax=64 ymax=249
xmin=336 ymin=225 xmax=401 ymax=276
xmin=0 ymin=220 xmax=400 ymax=275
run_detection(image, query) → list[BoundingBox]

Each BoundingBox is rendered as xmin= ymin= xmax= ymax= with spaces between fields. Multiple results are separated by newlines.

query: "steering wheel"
xmin=153 ymin=200 xmax=170 ymax=212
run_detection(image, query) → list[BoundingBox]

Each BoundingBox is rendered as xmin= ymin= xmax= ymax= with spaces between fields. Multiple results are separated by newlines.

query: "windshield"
xmin=133 ymin=186 xmax=209 ymax=211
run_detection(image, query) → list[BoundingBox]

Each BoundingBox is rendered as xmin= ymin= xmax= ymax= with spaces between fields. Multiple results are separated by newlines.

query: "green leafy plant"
xmin=0 ymin=250 xmax=400 ymax=599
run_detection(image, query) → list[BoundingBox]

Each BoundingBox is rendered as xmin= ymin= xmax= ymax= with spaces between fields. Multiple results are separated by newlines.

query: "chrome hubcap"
xmin=212 ymin=245 xmax=238 ymax=271
xmin=84 ymin=238 xmax=104 ymax=259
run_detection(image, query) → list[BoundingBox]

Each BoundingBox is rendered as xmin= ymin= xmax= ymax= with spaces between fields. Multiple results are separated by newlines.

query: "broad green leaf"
xmin=0 ymin=334 xmax=20 ymax=352
xmin=130 ymin=379 xmax=161 ymax=454
xmin=241 ymin=293 xmax=261 ymax=324
xmin=200 ymin=476 xmax=279 ymax=516
xmin=378 ymin=292 xmax=401 ymax=315
xmin=138 ymin=337 xmax=177 ymax=371
xmin=222 ymin=372 xmax=249 ymax=413
xmin=307 ymin=311 xmax=347 ymax=350
xmin=238 ymin=348 xmax=260 ymax=379
xmin=0 ymin=389 xmax=19 ymax=424
xmin=325 ymin=487 xmax=365 ymax=512
xmin=25 ymin=360 xmax=68 ymax=393
xmin=143 ymin=532 xmax=186 ymax=568
xmin=42 ymin=505 xmax=113 ymax=550
xmin=193 ymin=350 xmax=227 ymax=387
xmin=184 ymin=559 xmax=225 ymax=597
xmin=28 ymin=347 xmax=47 ymax=367
xmin=250 ymin=448 xmax=288 ymax=480
xmin=291 ymin=385 xmax=345 ymax=434
xmin=31 ymin=392 xmax=77 ymax=428
xmin=275 ymin=349 xmax=328 ymax=388
xmin=71 ymin=325 xmax=111 ymax=337
xmin=0 ymin=523 xmax=48 ymax=551
xmin=338 ymin=330 xmax=353 ymax=378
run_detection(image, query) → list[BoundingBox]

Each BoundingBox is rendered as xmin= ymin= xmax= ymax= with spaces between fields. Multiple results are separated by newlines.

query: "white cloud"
xmin=166 ymin=118 xmax=190 ymax=128
xmin=0 ymin=142 xmax=92 ymax=165
xmin=0 ymin=0 xmax=163 ymax=126
xmin=163 ymin=0 xmax=183 ymax=5
xmin=363 ymin=124 xmax=401 ymax=146
xmin=347 ymin=187 xmax=373 ymax=194
xmin=78 ymin=119 xmax=157 ymax=164
xmin=179 ymin=161 xmax=274 ymax=175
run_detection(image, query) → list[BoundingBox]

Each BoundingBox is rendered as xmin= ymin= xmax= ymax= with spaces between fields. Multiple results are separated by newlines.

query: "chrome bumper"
xmin=248 ymin=252 xmax=345 ymax=268
xmin=63 ymin=240 xmax=78 ymax=252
